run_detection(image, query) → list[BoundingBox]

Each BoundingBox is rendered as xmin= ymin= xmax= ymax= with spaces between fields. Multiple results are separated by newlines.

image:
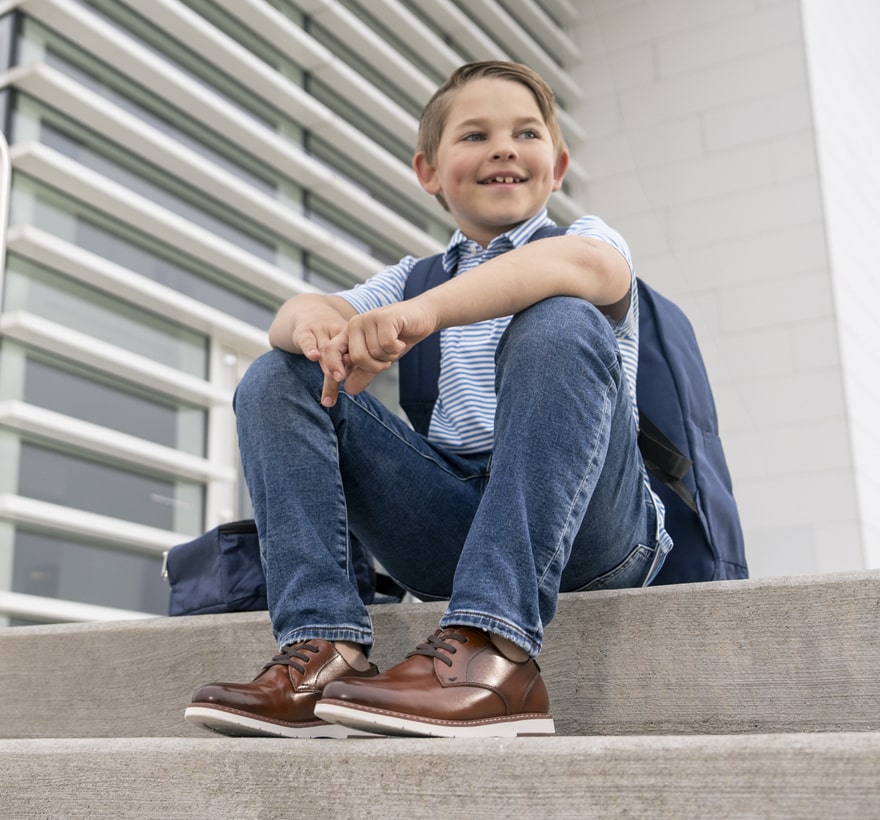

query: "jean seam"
xmin=339 ymin=390 xmax=487 ymax=484
xmin=573 ymin=543 xmax=656 ymax=592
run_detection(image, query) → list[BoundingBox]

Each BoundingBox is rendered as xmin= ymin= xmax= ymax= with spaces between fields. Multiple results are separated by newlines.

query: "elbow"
xmin=571 ymin=236 xmax=631 ymax=299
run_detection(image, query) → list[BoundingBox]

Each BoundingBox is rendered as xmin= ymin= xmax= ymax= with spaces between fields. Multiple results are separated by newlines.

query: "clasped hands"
xmin=298 ymin=300 xmax=438 ymax=408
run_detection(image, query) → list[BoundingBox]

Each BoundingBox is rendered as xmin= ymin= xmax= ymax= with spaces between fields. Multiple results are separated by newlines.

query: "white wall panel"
xmin=569 ymin=0 xmax=871 ymax=579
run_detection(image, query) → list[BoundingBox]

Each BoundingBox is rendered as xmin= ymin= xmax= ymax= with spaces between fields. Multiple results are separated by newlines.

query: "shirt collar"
xmin=441 ymin=209 xmax=557 ymax=273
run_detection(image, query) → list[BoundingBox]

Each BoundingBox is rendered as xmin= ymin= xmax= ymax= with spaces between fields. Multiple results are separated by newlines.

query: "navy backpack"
xmin=399 ymin=226 xmax=747 ymax=585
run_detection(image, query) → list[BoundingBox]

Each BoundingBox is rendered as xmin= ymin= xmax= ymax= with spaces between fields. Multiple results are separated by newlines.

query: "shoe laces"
xmin=406 ymin=629 xmax=468 ymax=667
xmin=264 ymin=641 xmax=321 ymax=675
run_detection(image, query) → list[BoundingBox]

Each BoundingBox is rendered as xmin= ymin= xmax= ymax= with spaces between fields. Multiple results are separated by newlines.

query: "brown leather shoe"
xmin=185 ymin=640 xmax=379 ymax=738
xmin=314 ymin=627 xmax=555 ymax=737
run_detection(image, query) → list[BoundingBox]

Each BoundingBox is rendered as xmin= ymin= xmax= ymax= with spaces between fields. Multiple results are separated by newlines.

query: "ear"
xmin=413 ymin=151 xmax=441 ymax=196
xmin=551 ymin=149 xmax=570 ymax=192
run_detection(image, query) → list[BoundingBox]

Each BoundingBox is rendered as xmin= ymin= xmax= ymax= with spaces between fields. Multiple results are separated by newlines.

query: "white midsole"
xmin=184 ymin=705 xmax=379 ymax=739
xmin=314 ymin=702 xmax=556 ymax=738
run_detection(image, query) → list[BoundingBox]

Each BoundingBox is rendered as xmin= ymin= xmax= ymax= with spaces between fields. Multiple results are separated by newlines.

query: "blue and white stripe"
xmin=337 ymin=209 xmax=639 ymax=452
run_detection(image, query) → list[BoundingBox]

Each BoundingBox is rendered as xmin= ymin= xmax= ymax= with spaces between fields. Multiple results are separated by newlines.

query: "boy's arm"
xmin=320 ymin=234 xmax=631 ymax=404
xmin=417 ymin=234 xmax=631 ymax=327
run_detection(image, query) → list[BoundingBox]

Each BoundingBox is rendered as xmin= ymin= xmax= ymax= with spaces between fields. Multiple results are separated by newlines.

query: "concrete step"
xmin=1 ymin=571 xmax=879 ymax=739
xmin=2 ymin=732 xmax=879 ymax=819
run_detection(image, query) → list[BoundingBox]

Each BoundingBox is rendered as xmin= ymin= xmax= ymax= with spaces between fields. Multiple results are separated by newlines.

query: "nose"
xmin=489 ymin=137 xmax=517 ymax=160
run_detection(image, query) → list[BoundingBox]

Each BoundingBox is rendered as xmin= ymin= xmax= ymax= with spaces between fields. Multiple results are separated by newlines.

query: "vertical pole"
xmin=0 ymin=129 xmax=10 ymax=307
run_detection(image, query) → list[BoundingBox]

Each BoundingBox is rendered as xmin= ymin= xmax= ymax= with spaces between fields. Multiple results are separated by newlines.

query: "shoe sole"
xmin=314 ymin=700 xmax=556 ymax=738
xmin=184 ymin=704 xmax=381 ymax=739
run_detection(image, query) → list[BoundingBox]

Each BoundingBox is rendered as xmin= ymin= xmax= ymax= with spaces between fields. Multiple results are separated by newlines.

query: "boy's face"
xmin=413 ymin=78 xmax=569 ymax=248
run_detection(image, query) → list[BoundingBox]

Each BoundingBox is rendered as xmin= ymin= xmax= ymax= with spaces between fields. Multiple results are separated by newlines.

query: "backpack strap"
xmin=399 ymin=225 xmax=567 ymax=435
xmin=399 ymin=254 xmax=448 ymax=435
xmin=637 ymin=411 xmax=696 ymax=512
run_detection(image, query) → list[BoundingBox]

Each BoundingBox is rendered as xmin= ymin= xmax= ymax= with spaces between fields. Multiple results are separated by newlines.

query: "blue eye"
xmin=518 ymin=129 xmax=538 ymax=139
xmin=462 ymin=133 xmax=485 ymax=142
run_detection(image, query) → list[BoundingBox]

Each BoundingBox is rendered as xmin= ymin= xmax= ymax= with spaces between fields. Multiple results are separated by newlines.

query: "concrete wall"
xmin=801 ymin=0 xmax=880 ymax=569
xmin=567 ymin=0 xmax=873 ymax=577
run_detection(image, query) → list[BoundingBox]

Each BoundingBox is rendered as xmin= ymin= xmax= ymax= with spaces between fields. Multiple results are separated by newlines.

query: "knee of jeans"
xmin=499 ymin=297 xmax=617 ymax=364
xmin=233 ymin=348 xmax=318 ymax=413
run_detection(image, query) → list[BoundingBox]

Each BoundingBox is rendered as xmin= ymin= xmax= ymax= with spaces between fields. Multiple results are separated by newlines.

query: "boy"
xmin=185 ymin=60 xmax=671 ymax=739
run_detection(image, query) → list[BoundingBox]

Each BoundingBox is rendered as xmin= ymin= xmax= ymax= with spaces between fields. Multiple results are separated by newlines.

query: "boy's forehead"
xmin=444 ymin=78 xmax=545 ymax=125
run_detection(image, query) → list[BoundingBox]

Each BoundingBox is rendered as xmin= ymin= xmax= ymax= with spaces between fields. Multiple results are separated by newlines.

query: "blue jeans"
xmin=234 ymin=297 xmax=662 ymax=657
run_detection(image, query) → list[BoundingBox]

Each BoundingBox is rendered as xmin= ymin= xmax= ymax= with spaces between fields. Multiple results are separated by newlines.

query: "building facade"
xmin=0 ymin=0 xmax=876 ymax=627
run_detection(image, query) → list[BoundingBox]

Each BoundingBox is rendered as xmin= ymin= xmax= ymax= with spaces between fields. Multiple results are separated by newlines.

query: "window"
xmin=9 ymin=100 xmax=285 ymax=328
xmin=3 ymin=254 xmax=210 ymax=378
xmin=307 ymin=134 xmax=449 ymax=242
xmin=0 ymin=341 xmax=207 ymax=457
xmin=11 ymin=528 xmax=168 ymax=615
xmin=39 ymin=116 xmax=278 ymax=262
xmin=47 ymin=4 xmax=280 ymax=128
xmin=19 ymin=17 xmax=280 ymax=194
xmin=310 ymin=5 xmax=429 ymax=115
xmin=18 ymin=441 xmax=204 ymax=535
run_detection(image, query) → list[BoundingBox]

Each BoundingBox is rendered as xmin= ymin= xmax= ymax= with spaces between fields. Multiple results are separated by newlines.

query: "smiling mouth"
xmin=480 ymin=176 xmax=526 ymax=184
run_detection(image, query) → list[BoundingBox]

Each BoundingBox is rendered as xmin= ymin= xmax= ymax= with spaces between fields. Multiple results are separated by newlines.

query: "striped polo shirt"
xmin=336 ymin=210 xmax=639 ymax=454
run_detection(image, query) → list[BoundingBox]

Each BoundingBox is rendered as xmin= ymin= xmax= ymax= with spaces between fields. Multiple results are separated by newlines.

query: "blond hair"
xmin=416 ymin=61 xmax=568 ymax=167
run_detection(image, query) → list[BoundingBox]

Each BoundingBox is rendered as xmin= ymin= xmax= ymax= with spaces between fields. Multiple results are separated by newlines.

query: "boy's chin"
xmin=481 ymin=209 xmax=545 ymax=229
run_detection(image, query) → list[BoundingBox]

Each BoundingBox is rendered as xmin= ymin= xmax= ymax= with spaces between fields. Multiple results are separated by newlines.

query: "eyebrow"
xmin=452 ymin=116 xmax=545 ymax=131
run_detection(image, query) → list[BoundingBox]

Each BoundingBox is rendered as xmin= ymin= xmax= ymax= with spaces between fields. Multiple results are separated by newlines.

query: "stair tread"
xmin=3 ymin=732 xmax=880 ymax=819
xmin=2 ymin=570 xmax=879 ymax=738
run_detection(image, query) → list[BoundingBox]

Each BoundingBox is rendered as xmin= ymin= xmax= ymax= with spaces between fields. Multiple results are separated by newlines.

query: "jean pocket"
xmin=576 ymin=543 xmax=658 ymax=592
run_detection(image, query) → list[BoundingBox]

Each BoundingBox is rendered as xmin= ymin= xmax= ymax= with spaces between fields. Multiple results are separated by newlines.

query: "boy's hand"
xmin=292 ymin=315 xmax=349 ymax=363
xmin=268 ymin=294 xmax=356 ymax=356
xmin=320 ymin=300 xmax=439 ymax=406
